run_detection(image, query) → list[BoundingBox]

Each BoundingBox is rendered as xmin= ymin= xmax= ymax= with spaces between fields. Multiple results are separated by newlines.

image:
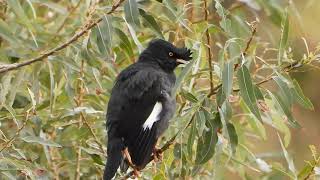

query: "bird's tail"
xmin=103 ymin=138 xmax=124 ymax=180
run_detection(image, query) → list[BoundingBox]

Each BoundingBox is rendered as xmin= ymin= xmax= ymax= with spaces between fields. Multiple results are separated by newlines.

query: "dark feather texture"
xmin=104 ymin=39 xmax=192 ymax=179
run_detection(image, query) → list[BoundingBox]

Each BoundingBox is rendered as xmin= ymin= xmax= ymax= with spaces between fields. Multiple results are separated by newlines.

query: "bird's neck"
xmin=138 ymin=51 xmax=176 ymax=73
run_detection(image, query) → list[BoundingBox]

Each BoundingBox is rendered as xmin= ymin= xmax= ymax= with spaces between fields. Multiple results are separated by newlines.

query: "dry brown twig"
xmin=0 ymin=111 xmax=30 ymax=153
xmin=0 ymin=0 xmax=126 ymax=74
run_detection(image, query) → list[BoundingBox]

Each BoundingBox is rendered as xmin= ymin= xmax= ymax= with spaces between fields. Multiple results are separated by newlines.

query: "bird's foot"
xmin=153 ymin=148 xmax=163 ymax=162
xmin=132 ymin=169 xmax=141 ymax=178
xmin=123 ymin=148 xmax=141 ymax=178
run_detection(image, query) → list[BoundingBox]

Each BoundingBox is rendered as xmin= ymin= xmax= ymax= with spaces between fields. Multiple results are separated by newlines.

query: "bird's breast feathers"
xmin=142 ymin=101 xmax=163 ymax=130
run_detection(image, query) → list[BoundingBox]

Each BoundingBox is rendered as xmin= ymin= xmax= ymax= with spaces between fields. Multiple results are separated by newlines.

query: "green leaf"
xmin=227 ymin=123 xmax=238 ymax=154
xmin=96 ymin=15 xmax=113 ymax=56
xmin=278 ymin=9 xmax=289 ymax=65
xmin=215 ymin=0 xmax=231 ymax=33
xmin=114 ymin=28 xmax=134 ymax=57
xmin=124 ymin=17 xmax=143 ymax=53
xmin=195 ymin=112 xmax=221 ymax=164
xmin=237 ymin=65 xmax=261 ymax=121
xmin=47 ymin=60 xmax=55 ymax=114
xmin=0 ymin=19 xmax=20 ymax=44
xmin=247 ymin=113 xmax=267 ymax=140
xmin=196 ymin=110 xmax=206 ymax=137
xmin=274 ymin=92 xmax=301 ymax=128
xmin=139 ymin=9 xmax=164 ymax=38
xmin=7 ymin=0 xmax=32 ymax=28
xmin=21 ymin=136 xmax=62 ymax=147
xmin=187 ymin=118 xmax=196 ymax=158
xmin=27 ymin=87 xmax=36 ymax=109
xmin=273 ymin=76 xmax=293 ymax=106
xmin=298 ymin=159 xmax=317 ymax=179
xmin=278 ymin=133 xmax=297 ymax=177
xmin=219 ymin=102 xmax=237 ymax=154
xmin=181 ymin=91 xmax=198 ymax=103
xmin=90 ymin=154 xmax=104 ymax=166
xmin=222 ymin=60 xmax=234 ymax=97
xmin=291 ymin=79 xmax=314 ymax=110
xmin=124 ymin=0 xmax=140 ymax=28
xmin=36 ymin=0 xmax=67 ymax=14
xmin=173 ymin=56 xmax=197 ymax=95
xmin=254 ymin=85 xmax=264 ymax=100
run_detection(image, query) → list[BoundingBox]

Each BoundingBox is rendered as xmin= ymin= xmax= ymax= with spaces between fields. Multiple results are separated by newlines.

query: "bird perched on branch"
xmin=103 ymin=39 xmax=192 ymax=180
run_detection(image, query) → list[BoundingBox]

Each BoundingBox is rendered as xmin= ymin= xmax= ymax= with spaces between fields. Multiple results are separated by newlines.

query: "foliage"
xmin=0 ymin=0 xmax=319 ymax=179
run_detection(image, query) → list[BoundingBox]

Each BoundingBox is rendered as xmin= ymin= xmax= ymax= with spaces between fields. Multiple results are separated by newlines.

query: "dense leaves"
xmin=0 ymin=0 xmax=319 ymax=179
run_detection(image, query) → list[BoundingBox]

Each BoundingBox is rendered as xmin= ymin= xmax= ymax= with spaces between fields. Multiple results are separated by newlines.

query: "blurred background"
xmin=0 ymin=0 xmax=319 ymax=179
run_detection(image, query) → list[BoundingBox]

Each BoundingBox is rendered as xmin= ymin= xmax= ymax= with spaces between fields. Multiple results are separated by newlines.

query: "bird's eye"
xmin=169 ymin=52 xmax=174 ymax=57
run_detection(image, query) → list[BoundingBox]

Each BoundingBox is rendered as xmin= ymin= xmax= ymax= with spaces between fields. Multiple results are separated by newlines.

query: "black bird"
xmin=103 ymin=39 xmax=192 ymax=180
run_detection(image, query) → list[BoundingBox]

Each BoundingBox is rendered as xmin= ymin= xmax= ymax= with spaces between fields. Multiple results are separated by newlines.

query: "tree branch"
xmin=204 ymin=0 xmax=214 ymax=95
xmin=0 ymin=111 xmax=30 ymax=153
xmin=207 ymin=25 xmax=257 ymax=97
xmin=0 ymin=0 xmax=126 ymax=74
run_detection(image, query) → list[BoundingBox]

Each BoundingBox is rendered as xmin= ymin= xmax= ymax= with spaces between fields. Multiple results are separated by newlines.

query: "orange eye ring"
xmin=169 ymin=52 xmax=174 ymax=57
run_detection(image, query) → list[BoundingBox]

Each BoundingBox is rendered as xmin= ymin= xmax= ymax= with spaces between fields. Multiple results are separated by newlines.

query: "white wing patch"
xmin=143 ymin=102 xmax=163 ymax=130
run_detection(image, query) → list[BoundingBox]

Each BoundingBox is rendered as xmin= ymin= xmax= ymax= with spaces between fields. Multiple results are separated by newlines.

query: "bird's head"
xmin=141 ymin=39 xmax=193 ymax=71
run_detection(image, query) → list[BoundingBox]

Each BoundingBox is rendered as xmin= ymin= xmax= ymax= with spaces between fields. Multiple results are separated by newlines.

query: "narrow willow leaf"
xmin=297 ymin=159 xmax=317 ymax=179
xmin=173 ymin=56 xmax=196 ymax=95
xmin=0 ymin=72 xmax=13 ymax=105
xmin=181 ymin=91 xmax=198 ymax=103
xmin=195 ymin=113 xmax=221 ymax=164
xmin=237 ymin=66 xmax=261 ymax=121
xmin=3 ymin=104 xmax=18 ymax=126
xmin=291 ymin=79 xmax=313 ymax=110
xmin=124 ymin=0 xmax=140 ymax=28
xmin=278 ymin=9 xmax=289 ymax=65
xmin=196 ymin=110 xmax=206 ymax=137
xmin=274 ymin=92 xmax=301 ymax=128
xmin=278 ymin=133 xmax=297 ymax=177
xmin=163 ymin=0 xmax=192 ymax=32
xmin=27 ymin=88 xmax=36 ymax=110
xmin=96 ymin=15 xmax=113 ymax=56
xmin=247 ymin=114 xmax=267 ymax=140
xmin=253 ymin=85 xmax=264 ymax=100
xmin=47 ymin=61 xmax=55 ymax=114
xmin=216 ymin=87 xmax=226 ymax=107
xmin=21 ymin=136 xmax=62 ymax=148
xmin=219 ymin=103 xmax=237 ymax=154
xmin=7 ymin=0 xmax=31 ymax=24
xmin=187 ymin=118 xmax=196 ymax=158
xmin=227 ymin=123 xmax=238 ymax=154
xmin=0 ymin=19 xmax=20 ymax=44
xmin=124 ymin=17 xmax=143 ymax=53
xmin=273 ymin=76 xmax=293 ymax=106
xmin=139 ymin=9 xmax=164 ymax=38
xmin=215 ymin=0 xmax=231 ymax=33
xmin=114 ymin=28 xmax=134 ymax=57
xmin=38 ymin=1 xmax=67 ymax=14
xmin=222 ymin=60 xmax=234 ymax=97
xmin=90 ymin=154 xmax=104 ymax=166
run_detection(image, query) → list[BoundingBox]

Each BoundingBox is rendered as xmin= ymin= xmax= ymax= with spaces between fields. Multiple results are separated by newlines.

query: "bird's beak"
xmin=176 ymin=59 xmax=189 ymax=64
xmin=175 ymin=48 xmax=193 ymax=64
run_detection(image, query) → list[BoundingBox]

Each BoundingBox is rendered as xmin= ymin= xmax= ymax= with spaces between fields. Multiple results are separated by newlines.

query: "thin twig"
xmin=75 ymin=146 xmax=81 ymax=180
xmin=207 ymin=25 xmax=257 ymax=97
xmin=81 ymin=113 xmax=106 ymax=155
xmin=204 ymin=0 xmax=214 ymax=95
xmin=0 ymin=0 xmax=126 ymax=74
xmin=0 ymin=111 xmax=29 ymax=153
xmin=56 ymin=0 xmax=83 ymax=34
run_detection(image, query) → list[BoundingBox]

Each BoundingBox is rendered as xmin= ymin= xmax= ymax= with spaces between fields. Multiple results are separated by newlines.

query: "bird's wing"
xmin=115 ymin=68 xmax=169 ymax=168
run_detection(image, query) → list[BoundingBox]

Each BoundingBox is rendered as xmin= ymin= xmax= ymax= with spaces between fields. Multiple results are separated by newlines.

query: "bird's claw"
xmin=153 ymin=148 xmax=163 ymax=162
xmin=123 ymin=148 xmax=141 ymax=178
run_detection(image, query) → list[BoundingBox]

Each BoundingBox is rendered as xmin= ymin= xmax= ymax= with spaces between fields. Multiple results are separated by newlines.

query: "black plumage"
xmin=103 ymin=39 xmax=192 ymax=180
